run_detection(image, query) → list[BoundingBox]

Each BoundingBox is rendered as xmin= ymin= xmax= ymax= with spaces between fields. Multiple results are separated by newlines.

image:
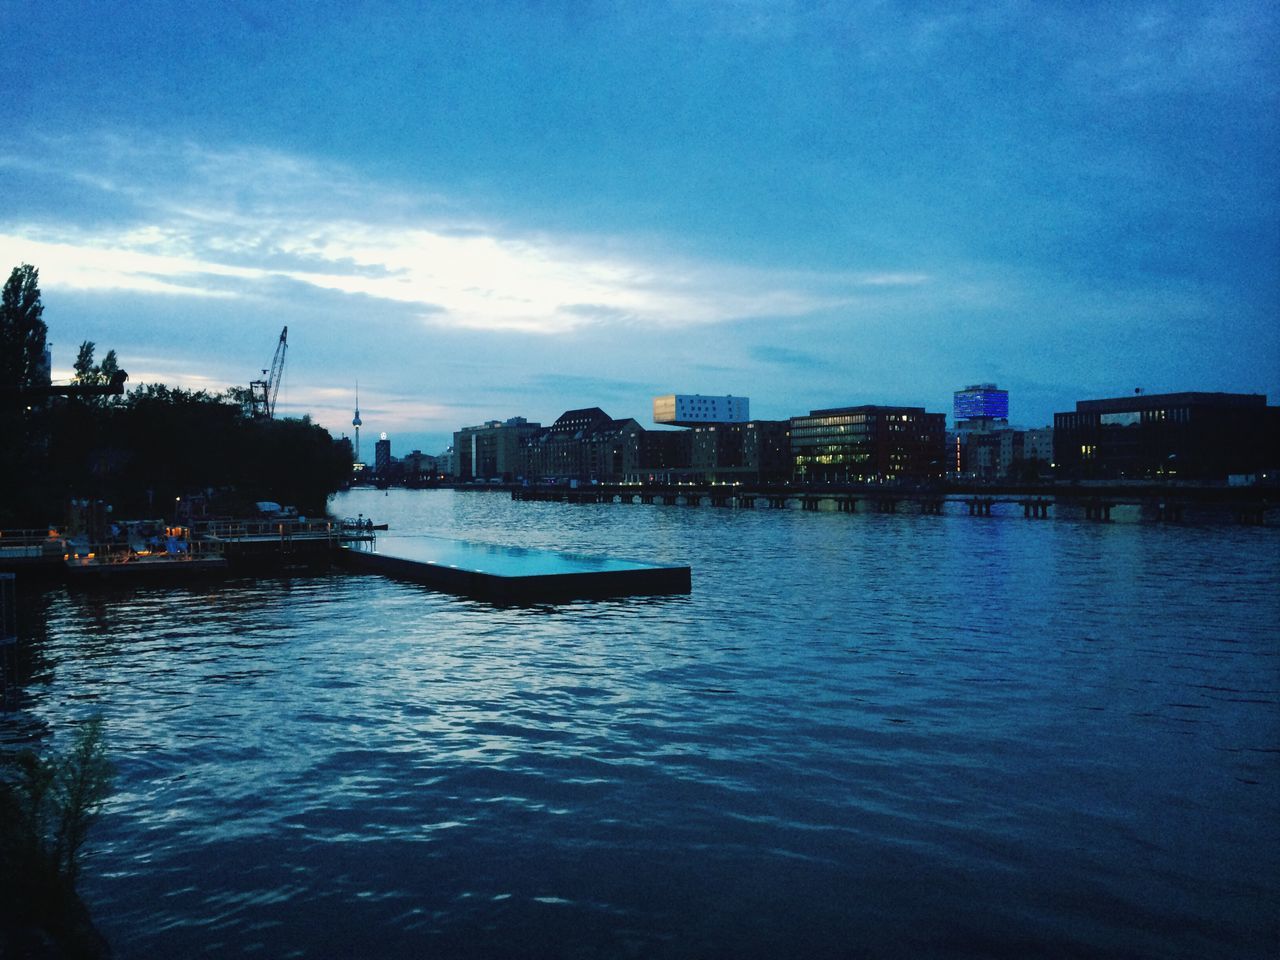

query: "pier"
xmin=509 ymin=482 xmax=1276 ymax=525
xmin=0 ymin=521 xmax=690 ymax=604
xmin=0 ymin=518 xmax=370 ymax=583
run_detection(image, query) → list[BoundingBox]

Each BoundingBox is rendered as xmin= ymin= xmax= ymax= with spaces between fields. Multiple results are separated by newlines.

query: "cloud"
xmin=0 ymin=133 xmax=921 ymax=337
xmin=748 ymin=345 xmax=834 ymax=370
xmin=0 ymin=234 xmax=251 ymax=297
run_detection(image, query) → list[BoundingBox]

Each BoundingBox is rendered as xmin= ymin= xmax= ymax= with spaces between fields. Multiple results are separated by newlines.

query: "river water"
xmin=7 ymin=488 xmax=1278 ymax=958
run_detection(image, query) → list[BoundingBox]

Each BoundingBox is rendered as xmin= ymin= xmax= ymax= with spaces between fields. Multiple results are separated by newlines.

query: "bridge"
xmin=510 ymin=481 xmax=1274 ymax=525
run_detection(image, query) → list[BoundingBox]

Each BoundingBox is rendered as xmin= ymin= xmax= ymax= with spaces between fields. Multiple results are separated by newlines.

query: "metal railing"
xmin=0 ymin=529 xmax=66 ymax=560
xmin=193 ymin=518 xmax=340 ymax=540
xmin=63 ymin=528 xmax=226 ymax=565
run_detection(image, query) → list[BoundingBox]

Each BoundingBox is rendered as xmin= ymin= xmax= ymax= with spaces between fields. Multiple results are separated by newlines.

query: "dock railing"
xmin=189 ymin=518 xmax=379 ymax=552
xmin=64 ymin=526 xmax=226 ymax=565
xmin=0 ymin=529 xmax=67 ymax=561
xmin=194 ymin=518 xmax=340 ymax=541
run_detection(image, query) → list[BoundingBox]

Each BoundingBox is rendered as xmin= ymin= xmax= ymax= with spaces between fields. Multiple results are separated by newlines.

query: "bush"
xmin=0 ymin=717 xmax=113 ymax=958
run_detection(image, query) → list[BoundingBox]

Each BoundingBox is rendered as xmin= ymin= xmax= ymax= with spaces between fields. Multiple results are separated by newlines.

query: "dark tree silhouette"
xmin=0 ymin=264 xmax=47 ymax=389
xmin=1 ymin=264 xmax=352 ymax=525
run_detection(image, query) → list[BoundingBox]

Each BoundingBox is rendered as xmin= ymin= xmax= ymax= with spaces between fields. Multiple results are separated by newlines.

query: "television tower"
xmin=352 ymin=381 xmax=363 ymax=464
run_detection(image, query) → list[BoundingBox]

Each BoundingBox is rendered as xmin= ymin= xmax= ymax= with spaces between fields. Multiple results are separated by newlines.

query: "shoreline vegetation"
xmin=1 ymin=264 xmax=354 ymax=529
xmin=0 ymin=718 xmax=114 ymax=959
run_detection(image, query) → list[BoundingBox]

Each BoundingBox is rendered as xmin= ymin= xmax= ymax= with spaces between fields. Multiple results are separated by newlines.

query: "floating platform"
xmin=65 ymin=555 xmax=230 ymax=583
xmin=339 ymin=535 xmax=691 ymax=603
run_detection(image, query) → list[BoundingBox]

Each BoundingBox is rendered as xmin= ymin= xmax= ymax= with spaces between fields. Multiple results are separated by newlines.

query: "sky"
xmin=2 ymin=0 xmax=1276 ymax=456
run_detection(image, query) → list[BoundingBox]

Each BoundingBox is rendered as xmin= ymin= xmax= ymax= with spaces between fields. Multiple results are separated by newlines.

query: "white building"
xmin=653 ymin=394 xmax=749 ymax=426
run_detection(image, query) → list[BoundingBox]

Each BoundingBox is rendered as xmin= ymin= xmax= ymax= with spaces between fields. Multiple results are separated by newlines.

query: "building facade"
xmin=453 ymin=416 xmax=541 ymax=482
xmin=954 ymin=383 xmax=1009 ymax=423
xmin=1053 ymin=392 xmax=1278 ymax=481
xmin=637 ymin=429 xmax=693 ymax=482
xmin=522 ymin=408 xmax=645 ymax=482
xmin=791 ymin=406 xmax=946 ymax=483
xmin=687 ymin=420 xmax=792 ymax=482
xmin=653 ymin=394 xmax=749 ymax=426
xmin=954 ymin=424 xmax=1054 ymax=481
xmin=401 ymin=450 xmax=439 ymax=480
xmin=374 ymin=435 xmax=391 ymax=477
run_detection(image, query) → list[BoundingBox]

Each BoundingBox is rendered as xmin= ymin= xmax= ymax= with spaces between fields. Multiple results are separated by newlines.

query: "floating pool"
xmin=340 ymin=535 xmax=691 ymax=603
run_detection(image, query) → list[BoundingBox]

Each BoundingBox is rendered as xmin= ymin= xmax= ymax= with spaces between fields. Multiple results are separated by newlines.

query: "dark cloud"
xmin=748 ymin=345 xmax=833 ymax=370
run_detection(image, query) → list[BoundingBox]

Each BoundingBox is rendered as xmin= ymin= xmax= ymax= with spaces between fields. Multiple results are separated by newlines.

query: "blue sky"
xmin=2 ymin=0 xmax=1276 ymax=455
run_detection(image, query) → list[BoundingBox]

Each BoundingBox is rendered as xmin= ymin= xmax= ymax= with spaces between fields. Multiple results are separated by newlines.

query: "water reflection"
xmin=6 ymin=489 xmax=1277 ymax=958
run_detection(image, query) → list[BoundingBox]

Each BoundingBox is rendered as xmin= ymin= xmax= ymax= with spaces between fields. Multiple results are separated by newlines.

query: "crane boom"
xmin=266 ymin=326 xmax=288 ymax=418
xmin=249 ymin=326 xmax=288 ymax=419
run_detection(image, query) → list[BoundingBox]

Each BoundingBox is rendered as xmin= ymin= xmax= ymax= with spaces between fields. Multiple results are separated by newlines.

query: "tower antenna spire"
xmin=352 ymin=380 xmax=363 ymax=465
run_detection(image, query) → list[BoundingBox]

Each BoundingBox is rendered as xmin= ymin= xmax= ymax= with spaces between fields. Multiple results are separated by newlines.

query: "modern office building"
xmin=374 ymin=434 xmax=391 ymax=477
xmin=792 ymin=406 xmax=946 ymax=483
xmin=453 ymin=416 xmax=542 ymax=482
xmin=954 ymin=384 xmax=1009 ymax=425
xmin=949 ymin=383 xmax=1054 ymax=479
xmin=653 ymin=394 xmax=749 ymax=426
xmin=1053 ymin=392 xmax=1278 ymax=480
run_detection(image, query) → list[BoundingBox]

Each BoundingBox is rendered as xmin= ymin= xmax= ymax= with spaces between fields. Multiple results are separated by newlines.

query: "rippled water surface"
xmin=9 ymin=489 xmax=1279 ymax=958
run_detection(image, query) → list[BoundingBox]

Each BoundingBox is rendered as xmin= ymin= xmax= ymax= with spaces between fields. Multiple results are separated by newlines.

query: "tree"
xmin=223 ymin=384 xmax=256 ymax=419
xmin=72 ymin=341 xmax=125 ymax=406
xmin=73 ymin=340 xmax=97 ymax=385
xmin=98 ymin=349 xmax=119 ymax=387
xmin=0 ymin=264 xmax=47 ymax=388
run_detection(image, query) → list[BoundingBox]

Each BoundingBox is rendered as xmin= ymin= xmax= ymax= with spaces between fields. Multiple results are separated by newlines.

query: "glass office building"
xmin=791 ymin=406 xmax=946 ymax=483
xmin=954 ymin=384 xmax=1009 ymax=423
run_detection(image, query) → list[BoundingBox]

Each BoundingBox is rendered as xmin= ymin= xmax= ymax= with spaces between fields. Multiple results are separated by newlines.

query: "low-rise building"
xmin=523 ymin=408 xmax=645 ymax=482
xmin=953 ymin=422 xmax=1054 ymax=481
xmin=688 ymin=420 xmax=792 ymax=482
xmin=792 ymin=405 xmax=946 ymax=483
xmin=1053 ymin=392 xmax=1278 ymax=481
xmin=454 ymin=416 xmax=541 ymax=482
xmin=401 ymin=450 xmax=439 ymax=479
xmin=438 ymin=445 xmax=457 ymax=479
xmin=637 ymin=429 xmax=692 ymax=482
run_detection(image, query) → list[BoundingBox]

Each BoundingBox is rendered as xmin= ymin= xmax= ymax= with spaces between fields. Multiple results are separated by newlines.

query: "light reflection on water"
xmin=11 ymin=488 xmax=1280 ymax=959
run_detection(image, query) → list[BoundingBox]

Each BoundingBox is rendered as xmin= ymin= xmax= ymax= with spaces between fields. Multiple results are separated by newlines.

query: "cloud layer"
xmin=1 ymin=2 xmax=1275 ymax=453
xmin=1 ymin=138 xmax=924 ymax=338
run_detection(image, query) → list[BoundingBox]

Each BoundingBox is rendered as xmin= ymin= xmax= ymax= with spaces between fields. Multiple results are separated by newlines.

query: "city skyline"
xmin=2 ymin=2 xmax=1276 ymax=455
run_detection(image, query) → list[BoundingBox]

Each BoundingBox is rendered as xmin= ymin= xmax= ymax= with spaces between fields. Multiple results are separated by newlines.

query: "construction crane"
xmin=249 ymin=326 xmax=288 ymax=419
